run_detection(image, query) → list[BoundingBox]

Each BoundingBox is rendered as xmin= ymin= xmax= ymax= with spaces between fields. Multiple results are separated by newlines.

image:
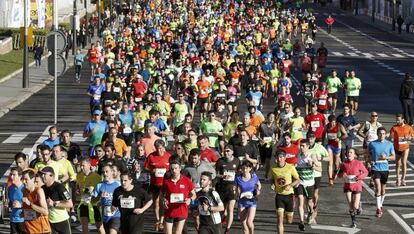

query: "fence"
xmin=12 ymin=34 xmax=46 ymax=50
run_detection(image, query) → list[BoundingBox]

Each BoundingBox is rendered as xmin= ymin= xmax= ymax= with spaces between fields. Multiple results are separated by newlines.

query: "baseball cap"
xmin=40 ymin=166 xmax=55 ymax=175
xmin=93 ymin=109 xmax=102 ymax=115
xmin=275 ymin=150 xmax=286 ymax=158
xmin=306 ymin=132 xmax=315 ymax=138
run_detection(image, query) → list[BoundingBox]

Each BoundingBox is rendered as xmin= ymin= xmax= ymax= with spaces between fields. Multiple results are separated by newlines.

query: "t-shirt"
xmin=289 ymin=116 xmax=304 ymax=141
xmin=368 ymin=140 xmax=395 ymax=172
xmin=200 ymin=148 xmax=219 ymax=163
xmin=42 ymin=138 xmax=60 ymax=149
xmin=326 ymin=76 xmax=342 ymax=94
xmin=235 ymin=173 xmax=259 ymax=199
xmin=8 ymin=184 xmax=24 ymax=223
xmin=87 ymin=84 xmax=105 ymax=103
xmin=390 ymin=124 xmax=414 ymax=152
xmin=91 ymin=180 xmax=121 ymax=223
xmin=144 ymin=152 xmax=171 ymax=186
xmin=195 ymin=189 xmax=223 ymax=226
xmin=305 ymin=113 xmax=326 ymax=139
xmin=200 ymin=120 xmax=223 ymax=148
xmin=269 ymin=163 xmax=299 ymax=195
xmin=112 ymin=186 xmax=151 ymax=233
xmin=344 ymin=78 xmax=361 ymax=96
xmin=42 ymin=182 xmax=71 ymax=223
xmin=215 ymin=157 xmax=241 ymax=184
xmin=76 ymin=171 xmax=101 ymax=196
xmin=246 ymin=91 xmax=263 ymax=107
xmin=162 ymin=175 xmax=194 ymax=218
xmin=84 ymin=120 xmax=107 ymax=147
xmin=296 ymin=154 xmax=315 ymax=187
xmin=277 ymin=144 xmax=299 ymax=165
xmin=308 ymin=143 xmax=328 ymax=177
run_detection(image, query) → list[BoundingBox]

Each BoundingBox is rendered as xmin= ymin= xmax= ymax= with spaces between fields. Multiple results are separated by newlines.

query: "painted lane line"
xmin=347 ymin=52 xmax=359 ymax=56
xmin=386 ymin=192 xmax=414 ymax=197
xmin=311 ymin=224 xmax=361 ymax=234
xmin=362 ymin=53 xmax=373 ymax=57
xmin=332 ymin=51 xmax=345 ymax=56
xmin=402 ymin=213 xmax=414 ymax=219
xmin=388 ymin=209 xmax=414 ymax=234
xmin=392 ymin=53 xmax=404 ymax=58
xmin=398 ymin=72 xmax=406 ymax=76
xmin=377 ymin=53 xmax=389 ymax=58
xmin=72 ymin=133 xmax=87 ymax=142
xmin=389 ymin=168 xmax=412 ymax=172
xmin=361 ymin=181 xmax=375 ymax=197
xmin=388 ymin=179 xmax=414 ymax=184
xmin=387 ymin=185 xmax=414 ymax=190
xmin=2 ymin=133 xmax=28 ymax=144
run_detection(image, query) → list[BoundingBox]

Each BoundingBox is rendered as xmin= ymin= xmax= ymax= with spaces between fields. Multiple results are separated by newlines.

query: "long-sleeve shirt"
xmin=338 ymin=159 xmax=368 ymax=192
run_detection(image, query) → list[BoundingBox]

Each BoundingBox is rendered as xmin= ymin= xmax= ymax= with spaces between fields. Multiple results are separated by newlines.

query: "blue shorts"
xmin=238 ymin=198 xmax=257 ymax=209
xmin=327 ymin=144 xmax=341 ymax=155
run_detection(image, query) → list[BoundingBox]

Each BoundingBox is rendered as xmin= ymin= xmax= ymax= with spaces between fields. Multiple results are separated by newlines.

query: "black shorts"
xmin=79 ymin=204 xmax=102 ymax=222
xmin=50 ymin=219 xmax=71 ymax=234
xmin=294 ymin=184 xmax=314 ymax=199
xmin=165 ymin=217 xmax=186 ymax=223
xmin=396 ymin=150 xmax=405 ymax=156
xmin=198 ymin=97 xmax=209 ymax=105
xmin=10 ymin=222 xmax=26 ymax=234
xmin=199 ymin=224 xmax=222 ymax=234
xmin=215 ymin=182 xmax=236 ymax=203
xmin=328 ymin=92 xmax=338 ymax=99
xmin=348 ymin=96 xmax=359 ymax=102
xmin=275 ymin=194 xmax=294 ymax=213
xmin=123 ymin=133 xmax=134 ymax=146
xmin=314 ymin=177 xmax=321 ymax=189
xmin=103 ymin=217 xmax=121 ymax=233
xmin=149 ymin=184 xmax=162 ymax=195
xmin=344 ymin=189 xmax=361 ymax=194
xmin=372 ymin=170 xmax=389 ymax=184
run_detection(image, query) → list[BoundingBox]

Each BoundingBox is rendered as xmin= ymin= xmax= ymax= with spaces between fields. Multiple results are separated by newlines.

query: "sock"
xmin=376 ymin=196 xmax=381 ymax=209
xmin=349 ymin=210 xmax=356 ymax=223
xmin=381 ymin=195 xmax=385 ymax=207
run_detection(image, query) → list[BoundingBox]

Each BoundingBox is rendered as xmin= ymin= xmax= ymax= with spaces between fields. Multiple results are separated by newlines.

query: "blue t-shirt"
xmin=246 ymin=91 xmax=263 ymax=108
xmin=8 ymin=184 xmax=24 ymax=223
xmin=369 ymin=140 xmax=395 ymax=171
xmin=144 ymin=119 xmax=167 ymax=134
xmin=92 ymin=180 xmax=121 ymax=223
xmin=118 ymin=111 xmax=133 ymax=127
xmin=43 ymin=137 xmax=60 ymax=149
xmin=84 ymin=120 xmax=107 ymax=146
xmin=235 ymin=173 xmax=259 ymax=197
xmin=87 ymin=84 xmax=105 ymax=104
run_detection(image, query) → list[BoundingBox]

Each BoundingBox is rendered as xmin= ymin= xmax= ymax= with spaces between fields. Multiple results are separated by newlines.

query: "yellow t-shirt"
xmin=269 ymin=163 xmax=299 ymax=195
xmin=289 ymin=116 xmax=305 ymax=141
xmin=76 ymin=171 xmax=102 ymax=196
xmin=34 ymin=161 xmax=62 ymax=181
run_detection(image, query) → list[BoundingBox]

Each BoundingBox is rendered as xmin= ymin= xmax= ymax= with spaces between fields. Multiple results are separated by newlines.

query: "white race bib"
xmin=310 ymin=121 xmax=320 ymax=128
xmin=216 ymin=93 xmax=226 ymax=98
xmin=135 ymin=97 xmax=142 ymax=102
xmin=93 ymin=94 xmax=101 ymax=100
xmin=263 ymin=137 xmax=272 ymax=142
xmin=240 ymin=191 xmax=254 ymax=199
xmin=367 ymin=131 xmax=377 ymax=142
xmin=113 ymin=87 xmax=121 ymax=93
xmin=155 ymin=168 xmax=167 ymax=178
xmin=293 ymin=126 xmax=301 ymax=132
xmin=123 ymin=127 xmax=132 ymax=134
xmin=24 ymin=209 xmax=37 ymax=221
xmin=327 ymin=133 xmax=337 ymax=140
xmin=229 ymin=96 xmax=236 ymax=102
xmin=120 ymin=197 xmax=135 ymax=209
xmin=349 ymin=90 xmax=358 ymax=96
xmin=138 ymin=120 xmax=145 ymax=128
xmin=170 ymin=193 xmax=184 ymax=203
xmin=398 ymin=137 xmax=408 ymax=145
xmin=103 ymin=206 xmax=113 ymax=216
xmin=345 ymin=175 xmax=357 ymax=183
xmin=224 ymin=170 xmax=236 ymax=181
xmin=81 ymin=195 xmax=91 ymax=202
xmin=318 ymin=99 xmax=326 ymax=105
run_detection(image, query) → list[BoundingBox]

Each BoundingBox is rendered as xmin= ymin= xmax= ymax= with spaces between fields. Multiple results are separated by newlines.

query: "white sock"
xmin=381 ymin=195 xmax=385 ymax=207
xmin=376 ymin=196 xmax=381 ymax=209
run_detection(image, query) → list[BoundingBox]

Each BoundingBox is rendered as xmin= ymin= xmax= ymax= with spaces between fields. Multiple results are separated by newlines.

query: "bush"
xmin=0 ymin=27 xmax=49 ymax=37
xmin=59 ymin=23 xmax=71 ymax=32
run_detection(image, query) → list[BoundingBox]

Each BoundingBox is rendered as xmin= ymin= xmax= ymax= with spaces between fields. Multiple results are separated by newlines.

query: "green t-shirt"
xmin=308 ymin=143 xmax=328 ymax=177
xmin=344 ymin=78 xmax=361 ymax=96
xmin=200 ymin=120 xmax=223 ymax=147
xmin=326 ymin=76 xmax=342 ymax=94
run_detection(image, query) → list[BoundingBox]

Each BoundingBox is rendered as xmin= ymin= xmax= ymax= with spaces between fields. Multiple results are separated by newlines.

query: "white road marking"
xmin=347 ymin=52 xmax=359 ymax=56
xmin=2 ymin=133 xmax=28 ymax=144
xmin=387 ymin=185 xmax=414 ymax=190
xmin=388 ymin=209 xmax=414 ymax=234
xmin=386 ymin=192 xmax=414 ymax=197
xmin=311 ymin=224 xmax=361 ymax=234
xmin=35 ymin=125 xmax=53 ymax=144
xmin=72 ymin=133 xmax=87 ymax=142
xmin=392 ymin=53 xmax=404 ymax=58
xmin=402 ymin=213 xmax=414 ymax=219
xmin=362 ymin=53 xmax=373 ymax=57
xmin=332 ymin=52 xmax=345 ymax=56
xmin=377 ymin=53 xmax=389 ymax=57
xmin=398 ymin=72 xmax=406 ymax=75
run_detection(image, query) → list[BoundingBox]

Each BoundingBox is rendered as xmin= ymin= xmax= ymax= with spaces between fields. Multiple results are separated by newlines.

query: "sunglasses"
xmin=371 ymin=115 xmax=378 ymax=117
xmin=224 ymin=150 xmax=232 ymax=152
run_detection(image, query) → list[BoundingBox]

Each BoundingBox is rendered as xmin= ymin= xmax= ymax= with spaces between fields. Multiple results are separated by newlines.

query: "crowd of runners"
xmin=5 ymin=0 xmax=414 ymax=233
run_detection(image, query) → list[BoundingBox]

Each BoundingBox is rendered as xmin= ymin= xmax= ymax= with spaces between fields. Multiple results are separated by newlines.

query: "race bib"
xmin=81 ymin=195 xmax=91 ymax=202
xmin=120 ymin=197 xmax=135 ymax=209
xmin=229 ymin=96 xmax=236 ymax=102
xmin=93 ymin=94 xmax=101 ymax=100
xmin=263 ymin=137 xmax=272 ymax=142
xmin=345 ymin=175 xmax=357 ymax=183
xmin=137 ymin=120 xmax=145 ymax=128
xmin=170 ymin=193 xmax=184 ymax=203
xmin=123 ymin=127 xmax=132 ymax=134
xmin=24 ymin=209 xmax=37 ymax=221
xmin=375 ymin=160 xmax=387 ymax=164
xmin=293 ymin=126 xmax=301 ymax=132
xmin=327 ymin=133 xmax=337 ymax=140
xmin=286 ymin=154 xmax=295 ymax=158
xmin=398 ymin=137 xmax=408 ymax=145
xmin=216 ymin=93 xmax=226 ymax=98
xmin=155 ymin=168 xmax=167 ymax=178
xmin=318 ymin=99 xmax=326 ymax=105
xmin=240 ymin=191 xmax=254 ymax=199
xmin=103 ymin=206 xmax=113 ymax=216
xmin=135 ymin=97 xmax=142 ymax=102
xmin=349 ymin=90 xmax=358 ymax=96
xmin=310 ymin=121 xmax=320 ymax=128
xmin=224 ymin=170 xmax=236 ymax=181
xmin=113 ymin=87 xmax=121 ymax=93
xmin=367 ymin=131 xmax=377 ymax=142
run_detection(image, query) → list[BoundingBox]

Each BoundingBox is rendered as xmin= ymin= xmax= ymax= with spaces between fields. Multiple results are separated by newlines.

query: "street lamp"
xmin=84 ymin=0 xmax=89 ymax=44
xmin=392 ymin=0 xmax=396 ymax=31
xmin=72 ymin=0 xmax=77 ymax=55
xmin=23 ymin=0 xmax=29 ymax=88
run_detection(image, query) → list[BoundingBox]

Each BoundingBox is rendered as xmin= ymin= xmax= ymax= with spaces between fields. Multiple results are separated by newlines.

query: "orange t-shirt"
xmin=140 ymin=135 xmax=160 ymax=156
xmin=390 ymin=124 xmax=414 ymax=151
xmin=23 ymin=188 xmax=51 ymax=234
xmin=196 ymin=80 xmax=210 ymax=98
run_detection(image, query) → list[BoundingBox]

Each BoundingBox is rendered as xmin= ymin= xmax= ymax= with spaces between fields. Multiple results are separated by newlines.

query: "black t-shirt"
xmin=215 ymin=157 xmax=240 ymax=184
xmin=302 ymin=80 xmax=317 ymax=99
xmin=233 ymin=142 xmax=259 ymax=161
xmin=60 ymin=142 xmax=81 ymax=162
xmin=42 ymin=182 xmax=71 ymax=202
xmin=112 ymin=185 xmax=151 ymax=233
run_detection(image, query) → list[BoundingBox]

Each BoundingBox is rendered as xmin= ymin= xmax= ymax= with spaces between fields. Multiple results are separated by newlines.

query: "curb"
xmin=0 ymin=55 xmax=46 ymax=84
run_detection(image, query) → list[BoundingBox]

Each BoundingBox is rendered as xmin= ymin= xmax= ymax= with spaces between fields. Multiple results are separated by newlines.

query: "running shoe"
xmin=356 ymin=208 xmax=362 ymax=215
xmin=307 ymin=213 xmax=314 ymax=225
xmin=351 ymin=222 xmax=357 ymax=228
xmin=299 ymin=223 xmax=305 ymax=231
xmin=376 ymin=208 xmax=383 ymax=218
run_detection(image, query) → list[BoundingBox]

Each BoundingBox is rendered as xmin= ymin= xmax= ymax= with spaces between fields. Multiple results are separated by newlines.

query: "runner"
xmin=162 ymin=156 xmax=196 ymax=234
xmin=368 ymin=127 xmax=396 ymax=217
xmin=8 ymin=167 xmax=25 ymax=234
xmin=389 ymin=114 xmax=414 ymax=186
xmin=335 ymin=148 xmax=368 ymax=228
xmin=326 ymin=70 xmax=342 ymax=113
xmin=269 ymin=151 xmax=300 ymax=234
xmin=305 ymin=102 xmax=326 ymax=142
xmin=343 ymin=71 xmax=362 ymax=115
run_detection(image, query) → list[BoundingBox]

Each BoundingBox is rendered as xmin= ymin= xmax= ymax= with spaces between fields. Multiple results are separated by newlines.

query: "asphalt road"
xmin=1 ymin=4 xmax=414 ymax=233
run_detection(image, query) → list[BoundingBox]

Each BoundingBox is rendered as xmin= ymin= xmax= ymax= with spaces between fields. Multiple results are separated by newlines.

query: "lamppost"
xmin=372 ymin=0 xmax=375 ymax=22
xmin=97 ymin=0 xmax=101 ymax=37
xmin=392 ymin=0 xmax=396 ymax=31
xmin=84 ymin=0 xmax=89 ymax=43
xmin=23 ymin=0 xmax=29 ymax=88
xmin=72 ymin=0 xmax=77 ymax=55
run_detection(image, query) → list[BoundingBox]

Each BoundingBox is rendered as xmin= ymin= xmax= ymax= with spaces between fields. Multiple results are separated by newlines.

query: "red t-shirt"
xmin=305 ymin=112 xmax=326 ymax=139
xmin=315 ymin=90 xmax=328 ymax=111
xmin=132 ymin=81 xmax=148 ymax=98
xmin=88 ymin=48 xmax=98 ymax=64
xmin=162 ymin=175 xmax=194 ymax=218
xmin=144 ymin=151 xmax=171 ymax=186
xmin=200 ymin=148 xmax=218 ymax=163
xmin=277 ymin=144 xmax=299 ymax=165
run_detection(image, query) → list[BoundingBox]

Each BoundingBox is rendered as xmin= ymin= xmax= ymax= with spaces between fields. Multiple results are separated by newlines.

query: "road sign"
xmin=46 ymin=31 xmax=67 ymax=54
xmin=47 ymin=54 xmax=67 ymax=77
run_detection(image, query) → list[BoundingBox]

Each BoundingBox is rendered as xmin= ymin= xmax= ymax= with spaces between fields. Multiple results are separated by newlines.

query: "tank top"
xmin=327 ymin=123 xmax=340 ymax=148
xmin=23 ymin=187 xmax=51 ymax=234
